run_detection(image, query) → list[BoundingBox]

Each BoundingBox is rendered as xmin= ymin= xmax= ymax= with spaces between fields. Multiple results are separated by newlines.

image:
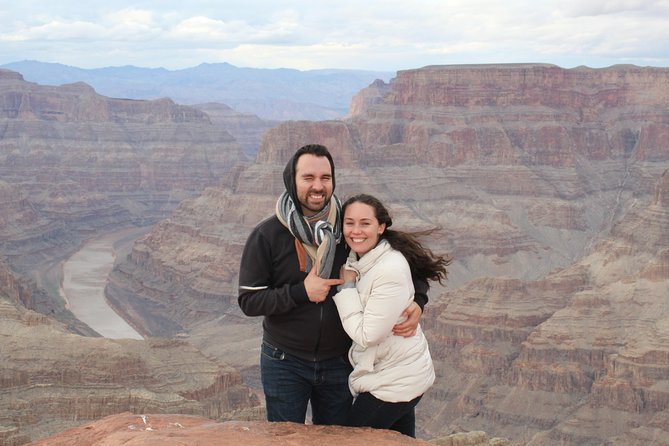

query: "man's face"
xmin=294 ymin=153 xmax=334 ymax=216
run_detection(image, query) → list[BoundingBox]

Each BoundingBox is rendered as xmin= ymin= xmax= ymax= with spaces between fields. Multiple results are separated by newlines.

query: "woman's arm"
xmin=333 ymin=256 xmax=412 ymax=348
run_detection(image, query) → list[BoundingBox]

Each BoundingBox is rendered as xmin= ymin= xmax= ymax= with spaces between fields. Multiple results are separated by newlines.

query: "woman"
xmin=333 ymin=193 xmax=450 ymax=437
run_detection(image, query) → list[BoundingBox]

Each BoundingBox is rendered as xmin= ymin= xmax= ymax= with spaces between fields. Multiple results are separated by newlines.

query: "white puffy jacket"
xmin=333 ymin=239 xmax=435 ymax=402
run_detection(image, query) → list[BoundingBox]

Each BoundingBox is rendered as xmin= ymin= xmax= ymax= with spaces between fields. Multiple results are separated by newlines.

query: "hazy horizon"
xmin=1 ymin=1 xmax=668 ymax=72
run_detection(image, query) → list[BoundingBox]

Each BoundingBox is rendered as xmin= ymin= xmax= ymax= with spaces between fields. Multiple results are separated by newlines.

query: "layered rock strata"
xmin=0 ymin=69 xmax=247 ymax=325
xmin=0 ymin=69 xmax=266 ymax=444
xmin=0 ymin=69 xmax=241 ymax=213
xmin=420 ymin=169 xmax=669 ymax=445
xmin=0 ymin=297 xmax=260 ymax=445
xmin=192 ymin=102 xmax=279 ymax=157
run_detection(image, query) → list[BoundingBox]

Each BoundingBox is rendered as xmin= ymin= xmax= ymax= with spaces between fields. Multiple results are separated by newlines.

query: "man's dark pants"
xmin=260 ymin=340 xmax=353 ymax=424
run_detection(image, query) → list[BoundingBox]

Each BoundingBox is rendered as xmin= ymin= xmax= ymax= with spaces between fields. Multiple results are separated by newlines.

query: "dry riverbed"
xmin=60 ymin=227 xmax=151 ymax=340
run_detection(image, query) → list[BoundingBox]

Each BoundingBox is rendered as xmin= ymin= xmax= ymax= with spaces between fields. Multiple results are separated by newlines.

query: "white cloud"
xmin=561 ymin=0 xmax=669 ymax=17
xmin=0 ymin=0 xmax=668 ymax=70
xmin=4 ymin=20 xmax=104 ymax=41
xmin=171 ymin=16 xmax=252 ymax=41
xmin=105 ymin=8 xmax=155 ymax=27
xmin=169 ymin=11 xmax=300 ymax=44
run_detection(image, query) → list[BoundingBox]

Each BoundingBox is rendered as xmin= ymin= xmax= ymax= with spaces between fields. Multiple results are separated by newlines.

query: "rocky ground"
xmin=25 ymin=412 xmax=513 ymax=446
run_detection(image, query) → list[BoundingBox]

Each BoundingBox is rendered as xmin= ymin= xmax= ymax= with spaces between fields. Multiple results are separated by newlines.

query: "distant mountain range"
xmin=0 ymin=60 xmax=394 ymax=121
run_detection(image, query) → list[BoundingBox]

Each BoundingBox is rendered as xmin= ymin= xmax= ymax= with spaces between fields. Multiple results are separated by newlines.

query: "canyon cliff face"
xmin=420 ymin=168 xmax=669 ymax=445
xmin=0 ymin=70 xmax=266 ymax=445
xmin=0 ymin=296 xmax=260 ymax=446
xmin=0 ymin=69 xmax=248 ymax=326
xmin=191 ymin=102 xmax=278 ymax=157
xmin=108 ymin=64 xmax=669 ymax=444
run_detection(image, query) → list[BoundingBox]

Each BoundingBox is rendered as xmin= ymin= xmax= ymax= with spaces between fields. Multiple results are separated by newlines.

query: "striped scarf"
xmin=276 ymin=191 xmax=342 ymax=278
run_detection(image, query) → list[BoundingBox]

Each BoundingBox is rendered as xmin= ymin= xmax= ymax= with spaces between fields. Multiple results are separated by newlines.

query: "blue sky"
xmin=1 ymin=0 xmax=668 ymax=72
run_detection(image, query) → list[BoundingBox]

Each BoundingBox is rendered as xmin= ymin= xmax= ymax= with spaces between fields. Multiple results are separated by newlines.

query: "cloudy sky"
xmin=1 ymin=0 xmax=668 ymax=72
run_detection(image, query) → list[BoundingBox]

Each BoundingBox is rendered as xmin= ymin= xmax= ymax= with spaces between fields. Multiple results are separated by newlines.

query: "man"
xmin=238 ymin=144 xmax=428 ymax=425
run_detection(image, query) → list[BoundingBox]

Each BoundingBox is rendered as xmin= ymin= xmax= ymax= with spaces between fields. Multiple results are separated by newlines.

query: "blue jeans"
xmin=345 ymin=392 xmax=423 ymax=437
xmin=260 ymin=341 xmax=353 ymax=424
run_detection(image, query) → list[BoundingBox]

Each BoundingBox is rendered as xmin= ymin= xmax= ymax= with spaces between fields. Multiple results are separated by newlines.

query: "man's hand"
xmin=393 ymin=301 xmax=422 ymax=337
xmin=304 ymin=266 xmax=344 ymax=303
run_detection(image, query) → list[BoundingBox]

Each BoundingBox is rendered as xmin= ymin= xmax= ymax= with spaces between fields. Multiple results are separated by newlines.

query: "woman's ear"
xmin=378 ymin=223 xmax=386 ymax=235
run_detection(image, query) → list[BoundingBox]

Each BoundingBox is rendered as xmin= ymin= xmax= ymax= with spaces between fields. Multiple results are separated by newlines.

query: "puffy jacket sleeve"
xmin=333 ymin=259 xmax=411 ymax=348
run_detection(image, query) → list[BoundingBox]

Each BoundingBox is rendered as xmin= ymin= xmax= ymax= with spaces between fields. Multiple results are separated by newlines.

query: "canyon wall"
xmin=0 ymin=296 xmax=260 ymax=445
xmin=420 ymin=168 xmax=669 ymax=444
xmin=108 ymin=64 xmax=669 ymax=444
xmin=0 ymin=70 xmax=266 ymax=445
xmin=0 ymin=69 xmax=250 ymax=327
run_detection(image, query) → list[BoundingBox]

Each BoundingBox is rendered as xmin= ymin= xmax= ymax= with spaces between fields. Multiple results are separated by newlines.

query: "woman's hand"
xmin=339 ymin=264 xmax=358 ymax=284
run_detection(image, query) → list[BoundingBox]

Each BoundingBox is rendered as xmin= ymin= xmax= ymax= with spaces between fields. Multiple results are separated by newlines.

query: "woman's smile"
xmin=343 ymin=202 xmax=386 ymax=256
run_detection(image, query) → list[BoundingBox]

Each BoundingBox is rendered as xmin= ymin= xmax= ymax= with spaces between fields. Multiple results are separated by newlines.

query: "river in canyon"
xmin=60 ymin=227 xmax=151 ymax=340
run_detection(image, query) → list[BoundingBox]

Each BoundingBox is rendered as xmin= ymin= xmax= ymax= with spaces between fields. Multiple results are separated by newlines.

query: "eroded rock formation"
xmin=421 ymin=170 xmax=669 ymax=444
xmin=192 ymin=102 xmax=278 ymax=157
xmin=0 ymin=70 xmax=266 ymax=445
xmin=24 ymin=413 xmax=432 ymax=446
xmin=0 ymin=69 xmax=241 ymax=206
xmin=0 ymin=69 xmax=250 ymax=326
xmin=0 ymin=298 xmax=260 ymax=445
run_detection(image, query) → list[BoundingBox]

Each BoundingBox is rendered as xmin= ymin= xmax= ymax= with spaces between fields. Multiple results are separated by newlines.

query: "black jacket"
xmin=237 ymin=215 xmax=429 ymax=361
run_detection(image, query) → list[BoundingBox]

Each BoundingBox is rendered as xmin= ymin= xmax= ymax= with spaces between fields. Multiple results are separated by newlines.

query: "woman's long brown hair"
xmin=342 ymin=194 xmax=451 ymax=284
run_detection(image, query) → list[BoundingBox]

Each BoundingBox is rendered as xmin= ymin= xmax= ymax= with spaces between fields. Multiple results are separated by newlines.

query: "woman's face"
xmin=343 ymin=202 xmax=386 ymax=256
